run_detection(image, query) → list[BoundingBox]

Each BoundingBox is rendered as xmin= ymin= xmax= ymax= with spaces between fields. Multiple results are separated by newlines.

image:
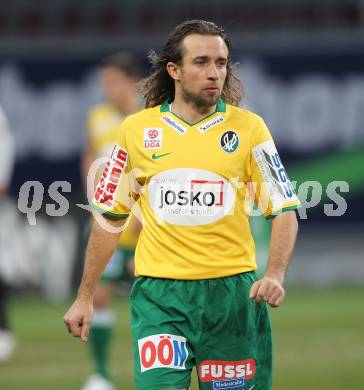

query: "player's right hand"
xmin=63 ymin=299 xmax=93 ymax=342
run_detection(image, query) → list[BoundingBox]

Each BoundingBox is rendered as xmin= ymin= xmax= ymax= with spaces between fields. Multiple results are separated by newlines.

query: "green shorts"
xmin=130 ymin=272 xmax=272 ymax=390
xmin=100 ymin=246 xmax=135 ymax=283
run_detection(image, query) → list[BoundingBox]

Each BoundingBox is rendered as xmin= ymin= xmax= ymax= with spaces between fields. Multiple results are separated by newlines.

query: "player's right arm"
xmin=64 ymin=216 xmax=126 ymax=342
xmin=65 ymin=118 xmax=133 ymax=342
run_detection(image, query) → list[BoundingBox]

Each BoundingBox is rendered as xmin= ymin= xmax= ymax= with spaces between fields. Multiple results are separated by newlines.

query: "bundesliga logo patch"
xmin=144 ymin=128 xmax=162 ymax=149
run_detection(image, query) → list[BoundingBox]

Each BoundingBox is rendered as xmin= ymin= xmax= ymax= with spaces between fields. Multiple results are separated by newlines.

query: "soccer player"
xmin=65 ymin=20 xmax=300 ymax=390
xmin=0 ymin=104 xmax=16 ymax=362
xmin=81 ymin=53 xmax=142 ymax=390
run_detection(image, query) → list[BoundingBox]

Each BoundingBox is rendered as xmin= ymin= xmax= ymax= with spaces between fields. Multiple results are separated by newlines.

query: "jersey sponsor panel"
xmin=138 ymin=334 xmax=188 ymax=372
xmin=147 ymin=168 xmax=235 ymax=226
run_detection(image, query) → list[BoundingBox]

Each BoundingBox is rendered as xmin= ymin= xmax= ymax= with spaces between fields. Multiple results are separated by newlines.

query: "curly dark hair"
xmin=139 ymin=20 xmax=243 ymax=108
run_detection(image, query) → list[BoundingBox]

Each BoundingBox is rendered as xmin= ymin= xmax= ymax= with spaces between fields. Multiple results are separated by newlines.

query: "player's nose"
xmin=207 ymin=63 xmax=219 ymax=80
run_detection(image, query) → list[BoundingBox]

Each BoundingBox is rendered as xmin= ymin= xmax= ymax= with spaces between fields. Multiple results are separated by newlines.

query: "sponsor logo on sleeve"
xmin=253 ymin=140 xmax=298 ymax=209
xmin=198 ymin=359 xmax=256 ymax=383
xmin=94 ymin=144 xmax=127 ymax=208
xmin=198 ymin=114 xmax=225 ymax=133
xmin=147 ymin=168 xmax=235 ymax=226
xmin=144 ymin=128 xmax=162 ymax=149
xmin=138 ymin=334 xmax=188 ymax=372
xmin=220 ymin=131 xmax=239 ymax=153
xmin=161 ymin=114 xmax=187 ymax=135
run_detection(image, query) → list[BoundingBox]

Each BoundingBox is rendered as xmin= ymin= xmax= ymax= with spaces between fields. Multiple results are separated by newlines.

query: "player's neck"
xmin=170 ymin=96 xmax=216 ymax=124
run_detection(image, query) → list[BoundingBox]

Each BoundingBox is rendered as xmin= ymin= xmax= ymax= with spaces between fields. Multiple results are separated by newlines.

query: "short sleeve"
xmin=92 ymin=121 xmax=132 ymax=219
xmin=250 ymin=117 xmax=301 ymax=219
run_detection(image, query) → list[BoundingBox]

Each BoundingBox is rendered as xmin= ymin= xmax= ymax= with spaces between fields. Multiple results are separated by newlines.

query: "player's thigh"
xmin=130 ymin=277 xmax=195 ymax=390
xmin=196 ymin=273 xmax=273 ymax=390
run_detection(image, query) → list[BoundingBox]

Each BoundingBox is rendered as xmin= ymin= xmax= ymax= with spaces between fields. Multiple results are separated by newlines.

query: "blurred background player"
xmin=81 ymin=53 xmax=142 ymax=390
xmin=0 ymin=104 xmax=16 ymax=362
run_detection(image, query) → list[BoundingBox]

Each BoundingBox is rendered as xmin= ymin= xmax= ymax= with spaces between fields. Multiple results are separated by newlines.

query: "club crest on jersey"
xmin=144 ymin=128 xmax=162 ymax=149
xmin=198 ymin=114 xmax=225 ymax=133
xmin=220 ymin=131 xmax=239 ymax=153
xmin=161 ymin=114 xmax=186 ymax=135
xmin=138 ymin=334 xmax=188 ymax=372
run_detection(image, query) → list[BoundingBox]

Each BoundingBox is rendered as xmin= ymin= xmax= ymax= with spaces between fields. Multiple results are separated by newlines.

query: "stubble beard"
xmin=180 ymin=83 xmax=220 ymax=112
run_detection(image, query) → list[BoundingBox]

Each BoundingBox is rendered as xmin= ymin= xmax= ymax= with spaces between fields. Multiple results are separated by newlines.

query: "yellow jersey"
xmin=87 ymin=104 xmax=140 ymax=249
xmin=93 ymin=100 xmax=300 ymax=279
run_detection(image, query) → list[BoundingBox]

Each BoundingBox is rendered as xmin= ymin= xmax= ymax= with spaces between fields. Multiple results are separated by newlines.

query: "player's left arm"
xmin=249 ymin=210 xmax=298 ymax=307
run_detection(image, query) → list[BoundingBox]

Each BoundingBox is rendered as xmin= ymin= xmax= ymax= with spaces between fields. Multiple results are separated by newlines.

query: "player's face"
xmin=100 ymin=66 xmax=136 ymax=108
xmin=178 ymin=34 xmax=228 ymax=108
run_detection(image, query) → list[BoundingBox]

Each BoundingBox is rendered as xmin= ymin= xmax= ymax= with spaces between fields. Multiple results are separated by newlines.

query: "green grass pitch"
xmin=0 ymin=287 xmax=363 ymax=389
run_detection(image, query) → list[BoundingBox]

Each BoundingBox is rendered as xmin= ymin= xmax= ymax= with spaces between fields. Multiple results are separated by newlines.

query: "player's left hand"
xmin=249 ymin=276 xmax=285 ymax=308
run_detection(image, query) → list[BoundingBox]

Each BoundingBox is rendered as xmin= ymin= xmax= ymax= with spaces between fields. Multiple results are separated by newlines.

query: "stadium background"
xmin=0 ymin=0 xmax=363 ymax=389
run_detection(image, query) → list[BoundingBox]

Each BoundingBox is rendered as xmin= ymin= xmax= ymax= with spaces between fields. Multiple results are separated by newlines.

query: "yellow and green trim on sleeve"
xmin=265 ymin=202 xmax=302 ymax=220
xmin=92 ymin=204 xmax=129 ymax=219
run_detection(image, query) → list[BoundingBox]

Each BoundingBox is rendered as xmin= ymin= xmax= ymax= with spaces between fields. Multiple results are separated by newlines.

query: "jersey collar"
xmin=160 ymin=98 xmax=226 ymax=127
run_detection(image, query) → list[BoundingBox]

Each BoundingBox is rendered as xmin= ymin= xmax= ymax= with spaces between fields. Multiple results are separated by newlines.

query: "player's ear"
xmin=166 ymin=62 xmax=180 ymax=81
